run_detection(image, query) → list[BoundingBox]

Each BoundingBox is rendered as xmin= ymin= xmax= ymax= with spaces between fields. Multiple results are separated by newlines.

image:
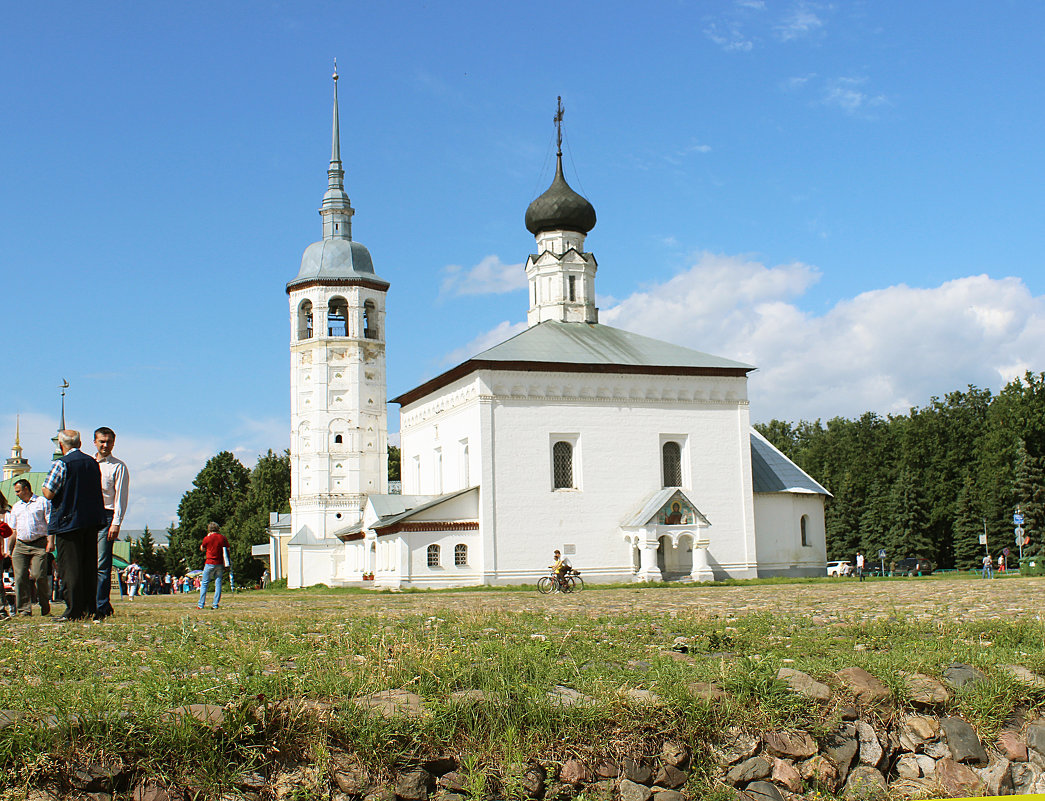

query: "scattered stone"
xmin=769 ymin=758 xmax=802 ymax=793
xmin=901 ymin=673 xmax=951 ymax=709
xmin=234 ymin=771 xmax=269 ymax=792
xmin=355 ymin=689 xmax=427 ymax=719
xmin=652 ymin=765 xmax=686 ymax=789
xmin=941 ymin=662 xmax=986 ymax=690
xmin=449 ymin=689 xmax=495 ymax=703
xmin=0 ymin=710 xmax=24 ymax=729
xmin=363 ymin=788 xmax=396 ymax=801
xmin=727 ymin=757 xmax=771 ymax=786
xmin=841 ymin=766 xmax=887 ymax=800
xmin=594 ymin=761 xmax=619 ymax=779
xmin=161 ymin=704 xmax=225 ymax=730
xmin=935 ymin=758 xmax=984 ymax=797
xmin=776 ymin=667 xmax=831 ymax=703
xmin=623 ymin=688 xmax=661 ymax=705
xmin=713 ymin=729 xmax=761 ymax=766
xmin=922 ymin=741 xmax=950 ymax=759
xmin=520 ymin=765 xmax=547 ymax=798
xmin=651 ymin=791 xmax=681 ymax=801
xmin=895 ymin=755 xmax=921 ymax=779
xmin=432 ymin=793 xmax=465 ymax=801
xmin=898 ymin=714 xmax=939 ymax=752
xmin=621 ymin=757 xmax=652 ymax=785
xmin=834 ymin=667 xmax=890 ymax=706
xmin=133 ymin=781 xmax=180 ymax=801
xmin=740 ymin=780 xmax=784 ymax=801
xmin=999 ymin=664 xmax=1045 ymax=688
xmin=764 ymin=730 xmax=817 ymax=760
xmin=1011 ymin=762 xmax=1042 ymax=794
xmin=941 ymin=717 xmax=988 ymax=765
xmin=396 ymin=769 xmax=434 ymax=800
xmin=840 ymin=706 xmax=859 ymax=721
xmin=295 ymin=698 xmax=337 ymax=720
xmin=998 ymin=729 xmax=1028 ymax=762
xmin=559 ymin=760 xmax=590 ymax=786
xmin=1028 ymin=721 xmax=1045 ymax=757
xmin=915 ymin=755 xmax=936 ymax=776
xmin=851 ymin=724 xmax=880 ymax=770
xmin=547 ymin=686 xmax=596 ymax=707
xmin=684 ymin=681 xmax=727 ymax=702
xmin=800 ymin=755 xmax=838 ymax=793
xmin=660 ymin=741 xmax=689 ymax=769
xmin=333 ymin=765 xmax=370 ymax=794
xmin=436 ymin=772 xmax=468 ymax=793
xmin=821 ymin=723 xmax=859 ymax=782
xmin=618 ymin=779 xmax=652 ymax=801
xmin=422 ymin=758 xmax=458 ymax=777
xmin=974 ymin=756 xmax=1014 ymax=796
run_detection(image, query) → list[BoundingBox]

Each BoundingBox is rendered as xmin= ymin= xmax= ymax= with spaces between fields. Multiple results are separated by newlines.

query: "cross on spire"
xmin=554 ymin=96 xmax=564 ymax=156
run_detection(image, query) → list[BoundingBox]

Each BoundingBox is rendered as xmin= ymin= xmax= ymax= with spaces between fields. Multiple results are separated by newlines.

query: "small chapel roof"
xmin=392 ymin=321 xmax=754 ymax=406
xmin=750 ymin=429 xmax=830 ymax=495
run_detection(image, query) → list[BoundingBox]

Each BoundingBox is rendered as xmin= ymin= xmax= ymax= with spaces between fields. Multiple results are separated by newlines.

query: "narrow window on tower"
xmin=800 ymin=515 xmax=809 ymax=547
xmin=364 ymin=299 xmax=378 ymax=340
xmin=568 ymin=275 xmax=576 ymax=302
xmin=298 ymin=300 xmax=313 ymax=340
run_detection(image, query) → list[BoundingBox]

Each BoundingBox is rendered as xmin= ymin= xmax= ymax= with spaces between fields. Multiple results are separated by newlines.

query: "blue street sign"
xmin=1014 ymin=513 xmax=1025 ymax=524
xmin=878 ymin=549 xmax=886 ymax=559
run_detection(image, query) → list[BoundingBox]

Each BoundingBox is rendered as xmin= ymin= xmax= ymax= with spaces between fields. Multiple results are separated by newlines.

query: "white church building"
xmin=278 ymin=79 xmax=829 ymax=589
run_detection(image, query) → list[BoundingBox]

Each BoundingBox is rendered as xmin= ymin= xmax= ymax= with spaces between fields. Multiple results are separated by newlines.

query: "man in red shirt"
xmin=197 ymin=522 xmax=230 ymax=610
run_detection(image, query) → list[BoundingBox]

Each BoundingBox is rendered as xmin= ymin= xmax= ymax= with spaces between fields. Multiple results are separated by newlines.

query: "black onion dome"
xmin=524 ymin=154 xmax=596 ymax=235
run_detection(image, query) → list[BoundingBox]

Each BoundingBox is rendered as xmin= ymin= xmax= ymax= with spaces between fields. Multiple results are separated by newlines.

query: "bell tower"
xmin=286 ymin=64 xmax=390 ymax=556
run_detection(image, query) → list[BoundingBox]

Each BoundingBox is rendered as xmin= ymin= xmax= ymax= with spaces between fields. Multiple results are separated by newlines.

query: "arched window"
xmin=553 ymin=441 xmax=574 ymax=489
xmin=334 ymin=434 xmax=343 ymax=445
xmin=427 ymin=544 xmax=440 ymax=567
xmin=328 ymin=297 xmax=348 ymax=336
xmin=800 ymin=515 xmax=809 ymax=547
xmin=662 ymin=441 xmax=682 ymax=487
xmin=454 ymin=544 xmax=468 ymax=566
xmin=297 ymin=300 xmax=313 ymax=340
xmin=363 ymin=299 xmax=378 ymax=340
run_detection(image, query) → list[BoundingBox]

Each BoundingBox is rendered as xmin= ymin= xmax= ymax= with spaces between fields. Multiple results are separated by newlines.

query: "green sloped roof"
xmin=750 ymin=429 xmax=830 ymax=495
xmin=0 ymin=472 xmax=49 ymax=506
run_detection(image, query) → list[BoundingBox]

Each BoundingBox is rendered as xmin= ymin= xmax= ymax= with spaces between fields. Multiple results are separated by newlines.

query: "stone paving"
xmin=162 ymin=575 xmax=1044 ymax=623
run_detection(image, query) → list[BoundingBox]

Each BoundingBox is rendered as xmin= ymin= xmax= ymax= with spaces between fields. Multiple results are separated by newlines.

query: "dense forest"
xmin=755 ymin=372 xmax=1045 ymax=569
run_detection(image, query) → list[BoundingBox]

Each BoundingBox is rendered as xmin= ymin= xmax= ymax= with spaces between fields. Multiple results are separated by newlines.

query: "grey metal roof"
xmin=332 ymin=489 xmax=476 ymax=540
xmin=288 ymin=525 xmax=333 ymax=546
xmin=750 ymin=429 xmax=830 ymax=495
xmin=474 ymin=321 xmax=755 ymax=370
xmin=288 ymin=239 xmax=389 ymax=290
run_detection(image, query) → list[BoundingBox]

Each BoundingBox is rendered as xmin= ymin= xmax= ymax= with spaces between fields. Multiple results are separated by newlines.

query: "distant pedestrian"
xmin=198 ymin=522 xmax=230 ymax=610
xmin=42 ymin=430 xmax=107 ymax=622
xmin=981 ymin=554 xmax=993 ymax=579
xmin=9 ymin=479 xmax=53 ymax=617
xmin=998 ymin=553 xmax=1005 ymax=574
xmin=855 ymin=552 xmax=865 ymax=581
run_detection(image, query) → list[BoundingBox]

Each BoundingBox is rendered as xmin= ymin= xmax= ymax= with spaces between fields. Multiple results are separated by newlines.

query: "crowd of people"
xmin=1 ymin=427 xmax=234 ymax=622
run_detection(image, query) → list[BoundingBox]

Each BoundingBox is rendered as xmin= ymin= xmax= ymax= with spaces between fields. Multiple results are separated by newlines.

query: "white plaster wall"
xmin=399 ymin=375 xmax=482 ymax=496
xmin=752 ymin=492 xmax=827 ymax=576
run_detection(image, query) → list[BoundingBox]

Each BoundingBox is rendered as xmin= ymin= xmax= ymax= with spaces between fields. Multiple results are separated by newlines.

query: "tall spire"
xmin=320 ymin=60 xmax=354 ymax=241
xmin=51 ymin=378 xmax=69 ymax=461
xmin=3 ymin=415 xmax=31 ymax=480
xmin=14 ymin=415 xmax=21 ymax=450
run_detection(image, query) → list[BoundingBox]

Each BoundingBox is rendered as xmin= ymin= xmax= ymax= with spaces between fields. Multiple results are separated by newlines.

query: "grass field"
xmin=3 ymin=575 xmax=1044 ymax=797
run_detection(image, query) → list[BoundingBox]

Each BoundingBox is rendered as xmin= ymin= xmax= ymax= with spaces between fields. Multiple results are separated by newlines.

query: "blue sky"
xmin=3 ymin=1 xmax=1044 ymax=528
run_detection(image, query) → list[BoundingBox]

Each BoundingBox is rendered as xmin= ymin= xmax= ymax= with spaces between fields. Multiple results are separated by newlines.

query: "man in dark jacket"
xmin=42 ymin=430 xmax=106 ymax=621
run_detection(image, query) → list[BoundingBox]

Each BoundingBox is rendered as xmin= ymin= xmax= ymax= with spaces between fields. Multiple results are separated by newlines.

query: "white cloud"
xmin=704 ymin=22 xmax=754 ymax=52
xmin=441 ymin=320 xmax=527 ymax=366
xmin=440 ymin=255 xmax=527 ymax=298
xmin=599 ymin=253 xmax=1045 ymax=423
xmin=822 ymin=77 xmax=888 ymax=115
xmin=775 ymin=2 xmax=826 ymax=41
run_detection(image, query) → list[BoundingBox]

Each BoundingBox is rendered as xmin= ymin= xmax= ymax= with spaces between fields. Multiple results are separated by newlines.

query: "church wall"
xmin=752 ymin=492 xmax=827 ymax=577
xmin=400 ymin=529 xmax=482 ymax=588
xmin=475 ymin=369 xmax=758 ymax=584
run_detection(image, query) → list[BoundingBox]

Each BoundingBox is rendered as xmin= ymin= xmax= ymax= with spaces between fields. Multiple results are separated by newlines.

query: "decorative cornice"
xmin=287 ymin=277 xmax=390 ymax=294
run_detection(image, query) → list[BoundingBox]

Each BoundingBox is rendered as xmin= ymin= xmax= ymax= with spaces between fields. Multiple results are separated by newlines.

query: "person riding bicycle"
xmin=549 ymin=550 xmax=571 ymax=592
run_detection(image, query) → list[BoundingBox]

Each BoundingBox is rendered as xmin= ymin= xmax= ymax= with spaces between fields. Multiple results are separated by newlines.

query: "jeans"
xmin=96 ymin=511 xmax=115 ymax=616
xmin=198 ymin=564 xmax=224 ymax=609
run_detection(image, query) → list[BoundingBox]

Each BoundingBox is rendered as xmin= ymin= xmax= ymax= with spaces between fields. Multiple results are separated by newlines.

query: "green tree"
xmin=167 ymin=451 xmax=251 ymax=573
xmin=1013 ymin=439 xmax=1045 ymax=558
xmin=951 ymin=473 xmax=983 ymax=569
xmin=887 ymin=468 xmax=932 ymax=558
xmin=388 ymin=445 xmax=401 ymax=482
xmin=129 ymin=525 xmax=164 ymax=573
xmin=226 ymin=449 xmax=291 ymax=584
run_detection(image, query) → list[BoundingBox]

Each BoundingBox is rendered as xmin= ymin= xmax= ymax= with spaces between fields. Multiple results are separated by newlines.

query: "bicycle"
xmin=537 ymin=568 xmax=583 ymax=594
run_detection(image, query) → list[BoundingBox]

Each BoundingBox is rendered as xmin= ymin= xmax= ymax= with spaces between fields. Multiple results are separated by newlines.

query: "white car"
xmin=827 ymin=560 xmax=853 ymax=577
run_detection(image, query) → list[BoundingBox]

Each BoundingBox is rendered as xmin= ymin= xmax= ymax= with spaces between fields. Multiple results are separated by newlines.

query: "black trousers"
xmin=55 ymin=527 xmax=98 ymax=619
